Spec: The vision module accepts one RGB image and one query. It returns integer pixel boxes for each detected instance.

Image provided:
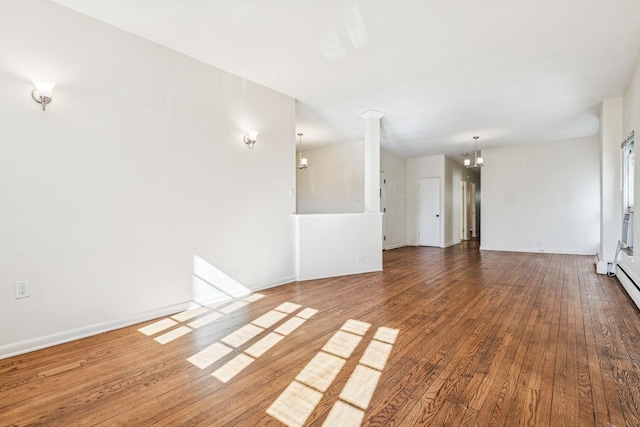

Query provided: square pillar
[361,109,384,212]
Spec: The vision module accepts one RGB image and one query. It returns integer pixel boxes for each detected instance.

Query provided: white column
[361,109,384,212]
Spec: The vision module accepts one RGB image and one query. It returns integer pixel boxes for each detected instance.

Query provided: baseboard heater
[616,264,640,311]
[617,264,640,293]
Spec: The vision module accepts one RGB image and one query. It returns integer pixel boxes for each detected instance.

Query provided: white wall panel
[481,137,600,254]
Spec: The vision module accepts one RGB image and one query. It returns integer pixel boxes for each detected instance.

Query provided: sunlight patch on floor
[165,298,318,384]
[359,340,394,371]
[210,305,318,383]
[322,330,363,359]
[138,287,400,425]
[187,311,224,329]
[322,400,364,427]
[267,320,399,426]
[219,301,249,314]
[296,352,346,392]
[275,317,307,335]
[374,326,399,344]
[275,302,302,314]
[154,326,192,345]
[251,310,288,328]
[339,365,381,410]
[221,324,264,348]
[192,254,253,300]
[171,306,209,322]
[138,319,178,336]
[267,381,324,427]
[245,333,285,358]
[322,325,399,425]
[138,293,265,344]
[211,353,255,383]
[187,342,234,370]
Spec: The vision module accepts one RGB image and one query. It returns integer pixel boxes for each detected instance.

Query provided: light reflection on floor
[210,304,318,383]
[267,320,399,427]
[137,293,265,343]
[138,295,398,425]
[140,295,318,384]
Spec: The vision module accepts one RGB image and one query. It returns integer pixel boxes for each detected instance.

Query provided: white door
[419,177,440,246]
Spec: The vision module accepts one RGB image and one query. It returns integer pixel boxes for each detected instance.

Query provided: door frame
[460,181,468,241]
[380,171,386,249]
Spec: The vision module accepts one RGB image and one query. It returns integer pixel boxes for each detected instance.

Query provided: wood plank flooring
[2,242,640,426]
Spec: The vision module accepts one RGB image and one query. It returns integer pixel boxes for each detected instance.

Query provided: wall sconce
[244,130,259,149]
[32,80,56,111]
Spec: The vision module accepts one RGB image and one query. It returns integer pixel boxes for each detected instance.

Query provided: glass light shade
[33,80,56,98]
[464,158,471,166]
[247,130,259,141]
[300,157,308,167]
[476,156,484,165]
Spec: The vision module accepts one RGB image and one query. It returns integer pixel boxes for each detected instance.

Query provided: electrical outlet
[15,281,30,299]
[356,255,365,262]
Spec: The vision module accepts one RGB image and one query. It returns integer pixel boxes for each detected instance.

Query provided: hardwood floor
[2,243,640,426]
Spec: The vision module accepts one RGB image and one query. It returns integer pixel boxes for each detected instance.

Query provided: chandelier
[298,133,308,169]
[464,136,483,168]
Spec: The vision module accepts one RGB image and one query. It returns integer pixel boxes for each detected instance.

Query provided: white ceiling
[50,0,640,158]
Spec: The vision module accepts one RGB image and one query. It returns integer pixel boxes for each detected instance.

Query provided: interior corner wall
[0,0,296,355]
[480,137,600,254]
[296,142,364,214]
[407,155,445,247]
[380,149,407,249]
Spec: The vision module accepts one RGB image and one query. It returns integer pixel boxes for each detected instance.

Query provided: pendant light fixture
[464,136,484,168]
[297,133,308,169]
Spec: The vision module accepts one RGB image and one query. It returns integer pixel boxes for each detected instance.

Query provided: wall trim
[479,246,597,256]
[384,243,407,250]
[255,275,296,291]
[0,301,191,360]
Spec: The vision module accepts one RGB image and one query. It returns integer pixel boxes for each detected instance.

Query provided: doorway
[459,180,479,242]
[419,177,440,247]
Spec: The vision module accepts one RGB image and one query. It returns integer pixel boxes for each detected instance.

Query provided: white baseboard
[0,302,191,360]
[384,243,407,250]
[479,246,597,256]
[256,275,296,289]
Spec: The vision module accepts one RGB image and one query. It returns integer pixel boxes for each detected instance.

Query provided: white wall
[381,149,407,249]
[407,155,445,246]
[481,137,600,254]
[296,142,364,214]
[294,213,383,280]
[0,1,296,356]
